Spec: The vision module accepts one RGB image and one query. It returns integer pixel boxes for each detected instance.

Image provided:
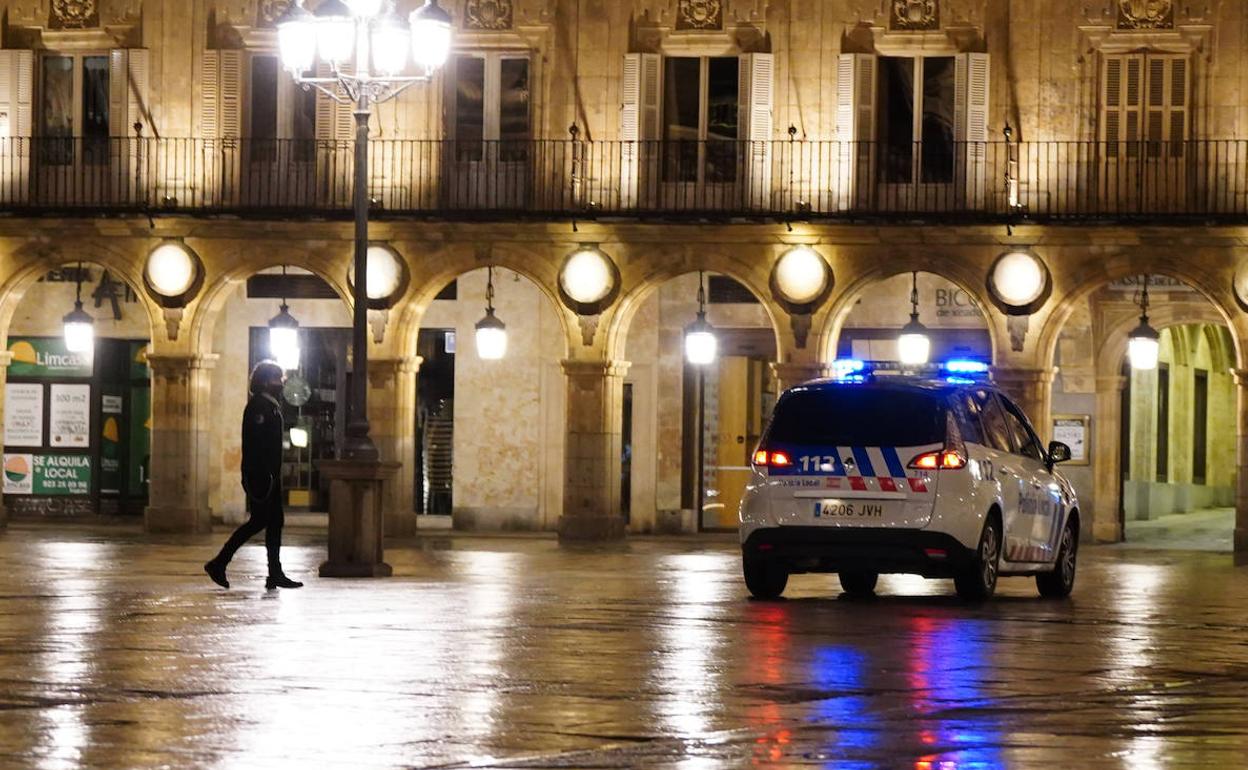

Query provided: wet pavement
[2,524,1247,769]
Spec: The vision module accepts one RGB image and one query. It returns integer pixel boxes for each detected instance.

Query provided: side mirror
[1047,441,1072,465]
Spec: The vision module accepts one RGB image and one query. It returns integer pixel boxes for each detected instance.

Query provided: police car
[740,362,1079,601]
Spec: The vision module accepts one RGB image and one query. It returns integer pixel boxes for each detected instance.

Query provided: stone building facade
[0,0,1245,551]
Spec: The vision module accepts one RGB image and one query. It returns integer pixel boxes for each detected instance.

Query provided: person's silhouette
[205,360,303,590]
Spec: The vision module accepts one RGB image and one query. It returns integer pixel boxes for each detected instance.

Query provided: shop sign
[3,453,91,495]
[101,391,123,494]
[50,384,91,448]
[7,337,93,378]
[4,384,43,446]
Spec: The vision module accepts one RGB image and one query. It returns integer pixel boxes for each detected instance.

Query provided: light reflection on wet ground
[1,524,1247,768]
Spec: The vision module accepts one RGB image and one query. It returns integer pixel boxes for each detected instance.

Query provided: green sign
[2,453,91,495]
[129,387,150,496]
[129,341,150,381]
[100,390,124,495]
[7,337,93,378]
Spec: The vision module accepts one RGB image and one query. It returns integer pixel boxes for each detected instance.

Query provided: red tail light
[908,450,967,470]
[752,450,792,468]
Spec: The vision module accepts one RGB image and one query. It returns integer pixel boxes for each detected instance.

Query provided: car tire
[1036,520,1078,599]
[838,570,878,597]
[955,516,1001,601]
[743,559,788,600]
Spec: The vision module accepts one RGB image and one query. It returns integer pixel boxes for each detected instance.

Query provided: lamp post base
[317,458,399,578]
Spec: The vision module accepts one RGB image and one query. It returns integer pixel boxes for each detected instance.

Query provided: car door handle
[998,468,1014,476]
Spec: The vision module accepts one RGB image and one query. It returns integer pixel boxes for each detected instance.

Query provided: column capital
[1095,374,1129,392]
[770,361,828,384]
[369,355,423,375]
[1231,368,1248,387]
[989,365,1058,385]
[146,353,220,376]
[560,359,631,379]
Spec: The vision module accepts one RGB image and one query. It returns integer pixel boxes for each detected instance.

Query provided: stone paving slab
[1,524,1246,768]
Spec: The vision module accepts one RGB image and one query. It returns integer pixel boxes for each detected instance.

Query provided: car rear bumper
[741,526,976,578]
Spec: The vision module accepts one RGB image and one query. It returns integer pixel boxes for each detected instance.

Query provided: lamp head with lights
[310,0,355,68]
[268,302,302,372]
[475,266,508,361]
[1127,274,1161,371]
[410,0,453,73]
[897,271,931,366]
[275,1,317,73]
[62,302,94,354]
[684,313,717,367]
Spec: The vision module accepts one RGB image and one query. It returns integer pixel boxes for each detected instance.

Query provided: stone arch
[389,240,575,363]
[818,260,1002,365]
[0,241,163,345]
[604,256,786,366]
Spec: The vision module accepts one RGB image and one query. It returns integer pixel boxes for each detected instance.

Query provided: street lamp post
[278,0,451,460]
[277,0,451,576]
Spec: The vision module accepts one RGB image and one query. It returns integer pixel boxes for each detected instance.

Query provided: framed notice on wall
[1051,414,1090,465]
[49,384,91,448]
[4,383,43,446]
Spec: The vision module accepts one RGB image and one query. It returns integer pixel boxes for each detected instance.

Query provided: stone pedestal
[367,356,421,538]
[145,353,217,534]
[558,360,630,541]
[770,361,828,393]
[318,459,399,577]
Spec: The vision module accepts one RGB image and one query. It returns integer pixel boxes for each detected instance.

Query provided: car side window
[952,394,985,445]
[970,390,1012,453]
[1000,398,1046,462]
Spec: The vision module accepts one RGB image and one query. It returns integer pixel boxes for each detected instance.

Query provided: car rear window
[766,387,947,447]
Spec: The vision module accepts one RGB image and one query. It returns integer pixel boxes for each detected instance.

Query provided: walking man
[204,360,303,590]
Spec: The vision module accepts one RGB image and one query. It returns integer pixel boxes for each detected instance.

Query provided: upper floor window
[448,53,530,163]
[1101,53,1188,159]
[877,55,956,185]
[39,53,110,166]
[662,56,739,183]
[248,55,316,163]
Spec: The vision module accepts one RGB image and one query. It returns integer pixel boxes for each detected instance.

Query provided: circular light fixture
[772,245,831,307]
[558,245,620,315]
[987,249,1051,315]
[144,241,200,300]
[348,244,409,307]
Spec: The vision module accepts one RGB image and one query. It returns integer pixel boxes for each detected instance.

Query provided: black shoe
[266,574,304,590]
[204,560,229,589]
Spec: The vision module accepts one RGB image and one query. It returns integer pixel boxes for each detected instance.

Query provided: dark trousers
[214,489,284,575]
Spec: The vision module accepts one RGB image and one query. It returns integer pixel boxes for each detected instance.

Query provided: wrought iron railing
[1,137,1247,220]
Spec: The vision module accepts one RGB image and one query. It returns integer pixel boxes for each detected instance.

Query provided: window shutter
[219,50,243,139]
[0,50,33,203]
[200,50,220,138]
[109,50,129,137]
[955,53,990,207]
[127,49,150,134]
[739,53,774,208]
[835,53,876,209]
[619,53,660,208]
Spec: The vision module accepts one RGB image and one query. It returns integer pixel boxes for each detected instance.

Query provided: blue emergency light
[831,359,868,381]
[943,359,990,375]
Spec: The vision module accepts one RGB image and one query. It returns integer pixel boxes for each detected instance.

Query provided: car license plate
[814,500,885,519]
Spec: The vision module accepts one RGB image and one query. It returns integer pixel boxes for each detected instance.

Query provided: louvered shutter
[834,53,875,209]
[739,53,773,209]
[1101,53,1143,157]
[620,53,660,208]
[219,51,243,139]
[200,50,220,138]
[109,49,150,136]
[1144,54,1188,158]
[0,49,33,203]
[955,53,990,208]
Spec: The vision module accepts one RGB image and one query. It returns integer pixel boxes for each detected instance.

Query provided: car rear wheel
[838,570,879,597]
[955,516,1001,601]
[1036,520,1078,598]
[743,559,788,600]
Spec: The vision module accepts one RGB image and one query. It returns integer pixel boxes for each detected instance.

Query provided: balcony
[0,137,1246,222]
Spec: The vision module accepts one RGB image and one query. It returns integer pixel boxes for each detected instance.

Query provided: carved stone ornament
[258,0,294,28]
[1116,0,1174,30]
[50,0,99,30]
[889,0,939,31]
[464,0,513,30]
[676,0,723,31]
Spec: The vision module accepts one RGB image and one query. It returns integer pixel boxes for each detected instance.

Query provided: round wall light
[987,249,1051,315]
[771,245,833,312]
[143,241,203,306]
[558,246,620,315]
[348,244,409,308]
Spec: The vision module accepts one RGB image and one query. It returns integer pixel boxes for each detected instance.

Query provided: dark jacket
[241,392,284,501]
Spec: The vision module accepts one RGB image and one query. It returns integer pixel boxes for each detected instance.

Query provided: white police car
[740,364,1080,601]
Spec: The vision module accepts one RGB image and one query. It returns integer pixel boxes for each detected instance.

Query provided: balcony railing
[2,137,1247,221]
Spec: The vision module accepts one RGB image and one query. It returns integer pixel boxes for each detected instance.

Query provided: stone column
[1092,374,1127,543]
[770,361,828,393]
[146,353,217,534]
[367,355,421,537]
[1232,370,1248,554]
[991,366,1057,438]
[558,359,630,541]
[0,351,11,529]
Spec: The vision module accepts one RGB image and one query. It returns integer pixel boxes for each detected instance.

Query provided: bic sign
[935,288,983,319]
